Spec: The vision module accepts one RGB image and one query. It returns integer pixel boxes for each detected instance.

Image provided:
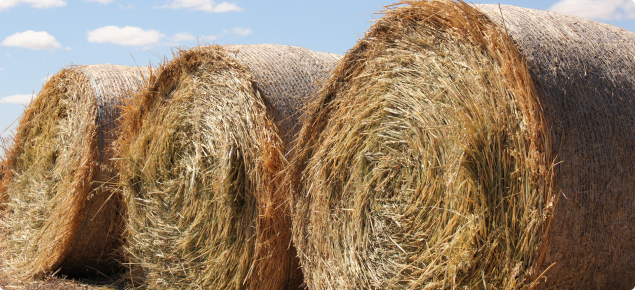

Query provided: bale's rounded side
[0,65,153,278]
[475,4,635,289]
[119,45,285,290]
[225,44,342,289]
[288,1,554,289]
[225,44,342,146]
[290,1,635,289]
[118,44,339,289]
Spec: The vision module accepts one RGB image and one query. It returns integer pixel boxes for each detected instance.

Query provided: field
[0,271,115,290]
[0,256,120,290]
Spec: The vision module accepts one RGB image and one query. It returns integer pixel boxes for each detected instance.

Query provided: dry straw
[116,44,339,289]
[0,65,154,279]
[288,1,635,289]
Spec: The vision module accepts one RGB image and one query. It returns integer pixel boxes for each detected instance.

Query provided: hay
[0,64,154,279]
[288,1,635,289]
[117,44,339,289]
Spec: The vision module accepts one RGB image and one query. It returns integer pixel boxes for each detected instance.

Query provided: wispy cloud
[86,0,113,4]
[549,0,635,20]
[171,32,197,42]
[1,30,63,50]
[229,27,252,36]
[206,27,253,41]
[199,35,218,42]
[159,0,242,13]
[87,26,252,47]
[0,67,4,71]
[165,32,200,46]
[87,26,164,47]
[0,0,66,11]
[0,94,35,105]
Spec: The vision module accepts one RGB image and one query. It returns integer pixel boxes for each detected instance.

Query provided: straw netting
[288,1,635,289]
[0,64,154,279]
[226,44,342,146]
[117,44,339,289]
[474,5,635,288]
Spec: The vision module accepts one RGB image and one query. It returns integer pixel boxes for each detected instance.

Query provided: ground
[0,276,114,290]
[0,264,122,290]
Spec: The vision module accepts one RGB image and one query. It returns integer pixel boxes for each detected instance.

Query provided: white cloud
[86,0,113,4]
[200,35,218,42]
[549,0,635,20]
[230,27,252,36]
[171,32,196,42]
[1,31,62,50]
[166,32,199,45]
[199,27,252,42]
[0,94,34,105]
[86,26,250,47]
[0,67,4,70]
[159,0,243,13]
[211,1,242,12]
[0,0,66,10]
[87,26,164,47]
[42,75,52,82]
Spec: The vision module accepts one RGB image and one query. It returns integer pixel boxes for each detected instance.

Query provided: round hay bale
[0,65,154,278]
[288,1,635,289]
[117,44,339,289]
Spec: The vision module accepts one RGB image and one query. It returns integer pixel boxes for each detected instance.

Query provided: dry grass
[0,276,115,290]
[0,264,121,290]
[117,44,341,289]
[288,1,555,289]
[475,5,635,288]
[117,45,290,289]
[0,65,152,280]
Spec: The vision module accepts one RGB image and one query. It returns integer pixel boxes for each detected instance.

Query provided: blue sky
[1,0,635,149]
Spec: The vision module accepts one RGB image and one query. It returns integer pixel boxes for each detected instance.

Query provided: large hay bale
[288,1,635,289]
[0,65,154,278]
[117,44,339,289]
